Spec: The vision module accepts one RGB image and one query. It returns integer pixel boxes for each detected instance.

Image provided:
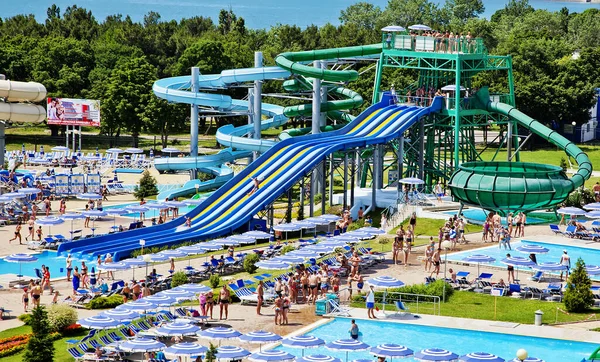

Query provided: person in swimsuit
[282,294,291,325]
[247,177,261,196]
[506,253,516,283]
[256,281,264,315]
[393,230,402,265]
[26,217,35,241]
[425,240,434,272]
[72,266,80,294]
[132,281,141,301]
[332,273,340,293]
[199,292,207,316]
[104,253,114,280]
[308,272,319,305]
[353,273,364,293]
[122,282,131,303]
[31,281,41,307]
[300,272,309,303]
[22,288,29,312]
[219,285,230,320]
[349,319,359,339]
[274,295,283,325]
[81,261,89,288]
[66,254,73,282]
[206,290,214,319]
[430,248,441,278]
[559,250,571,281]
[403,229,412,268]
[349,252,362,276]
[9,221,22,244]
[347,277,353,300]
[366,285,376,319]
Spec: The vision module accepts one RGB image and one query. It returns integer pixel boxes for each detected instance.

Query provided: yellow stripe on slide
[367,109,405,137]
[201,148,312,228]
[350,108,385,134]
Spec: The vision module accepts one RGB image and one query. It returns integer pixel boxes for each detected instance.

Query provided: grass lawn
[353,291,600,325]
[389,218,483,239]
[0,324,87,362]
[479,146,600,171]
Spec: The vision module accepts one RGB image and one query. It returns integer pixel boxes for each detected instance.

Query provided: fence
[357,290,442,316]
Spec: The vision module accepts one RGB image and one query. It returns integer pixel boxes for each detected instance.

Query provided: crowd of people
[385,29,478,54]
[482,211,527,249]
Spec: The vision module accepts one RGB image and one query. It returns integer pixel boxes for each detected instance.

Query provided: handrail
[382,33,487,55]
[363,290,441,316]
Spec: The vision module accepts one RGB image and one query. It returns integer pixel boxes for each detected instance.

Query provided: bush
[18,313,32,325]
[171,271,189,288]
[209,274,221,289]
[243,253,260,274]
[87,295,124,309]
[23,306,54,362]
[563,187,594,208]
[326,205,343,215]
[564,257,594,312]
[347,219,365,231]
[280,245,296,255]
[133,170,158,200]
[560,157,568,171]
[47,304,78,332]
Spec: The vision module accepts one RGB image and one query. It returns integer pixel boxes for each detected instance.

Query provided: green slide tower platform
[371,31,592,214]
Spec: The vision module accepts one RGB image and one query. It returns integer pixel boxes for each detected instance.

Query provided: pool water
[444,209,546,225]
[101,202,195,219]
[447,240,600,280]
[274,318,596,362]
[0,251,96,279]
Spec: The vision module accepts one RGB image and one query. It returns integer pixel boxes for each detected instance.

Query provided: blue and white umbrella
[157,289,195,301]
[296,355,342,362]
[460,352,504,362]
[18,187,41,194]
[584,203,600,210]
[303,217,332,225]
[121,258,147,267]
[177,245,206,255]
[99,262,129,271]
[183,198,204,206]
[295,221,317,229]
[213,239,240,247]
[77,315,121,330]
[556,207,586,215]
[326,339,370,362]
[370,344,413,359]
[585,211,600,218]
[239,330,282,345]
[52,146,70,152]
[164,201,186,208]
[126,205,149,213]
[82,210,107,217]
[281,335,325,349]
[106,148,124,154]
[2,192,26,198]
[586,265,600,275]
[36,216,64,226]
[217,346,251,360]
[199,242,221,251]
[501,256,535,267]
[156,322,200,336]
[249,350,295,362]
[141,253,170,262]
[273,223,302,232]
[243,230,272,239]
[359,227,386,234]
[4,253,38,279]
[399,177,424,185]
[99,308,141,322]
[125,147,143,154]
[275,255,306,264]
[414,348,459,361]
[162,147,180,154]
[77,192,102,200]
[144,202,168,210]
[462,254,496,276]
[509,358,544,362]
[534,262,567,272]
[226,235,256,244]
[119,338,166,352]
[320,214,341,221]
[175,283,212,293]
[116,299,157,312]
[61,212,85,220]
[408,24,432,31]
[344,231,374,240]
[304,245,334,254]
[256,260,291,270]
[164,342,208,357]
[367,276,405,288]
[326,235,360,244]
[105,208,129,216]
[515,245,549,254]
[159,249,188,258]
[141,295,177,306]
[288,249,320,258]
[198,327,242,340]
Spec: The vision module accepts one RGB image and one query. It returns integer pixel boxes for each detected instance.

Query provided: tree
[205,343,218,362]
[339,2,382,30]
[491,0,534,22]
[175,39,232,75]
[134,170,158,199]
[23,306,55,362]
[563,257,594,313]
[444,0,485,23]
[378,0,448,29]
[141,96,188,148]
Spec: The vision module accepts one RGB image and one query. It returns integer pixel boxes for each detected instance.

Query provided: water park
[1,4,600,362]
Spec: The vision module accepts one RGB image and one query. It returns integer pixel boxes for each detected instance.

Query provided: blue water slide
[156,165,232,201]
[59,96,444,261]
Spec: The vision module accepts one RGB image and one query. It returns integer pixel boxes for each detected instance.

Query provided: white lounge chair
[327,299,351,317]
[393,301,410,316]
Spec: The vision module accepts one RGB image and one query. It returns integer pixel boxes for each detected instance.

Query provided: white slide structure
[0,79,47,122]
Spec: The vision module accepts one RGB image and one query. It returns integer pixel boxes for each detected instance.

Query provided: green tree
[339,2,382,30]
[141,96,188,148]
[379,0,448,28]
[564,257,594,313]
[134,170,159,199]
[444,0,485,23]
[491,0,534,22]
[175,39,232,75]
[205,343,218,362]
[23,306,55,362]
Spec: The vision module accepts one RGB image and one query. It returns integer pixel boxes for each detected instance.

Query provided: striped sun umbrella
[326,339,370,362]
[119,338,166,352]
[296,355,342,362]
[370,344,414,359]
[414,348,459,362]
[156,322,200,337]
[99,308,141,322]
[249,351,295,362]
[216,345,251,360]
[77,315,121,330]
[164,342,208,358]
[460,352,504,362]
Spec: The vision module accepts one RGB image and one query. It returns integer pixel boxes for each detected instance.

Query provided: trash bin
[534,309,544,326]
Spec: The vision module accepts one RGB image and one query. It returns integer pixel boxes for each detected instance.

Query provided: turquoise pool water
[274,318,596,361]
[447,240,600,280]
[101,202,195,219]
[444,209,546,225]
[0,251,96,279]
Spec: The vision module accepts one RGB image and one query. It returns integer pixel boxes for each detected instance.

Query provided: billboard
[47,98,101,127]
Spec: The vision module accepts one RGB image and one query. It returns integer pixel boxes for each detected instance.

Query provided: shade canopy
[164,342,208,357]
[77,192,103,200]
[414,348,459,361]
[141,295,177,306]
[115,299,157,311]
[441,85,467,92]
[99,262,129,271]
[367,276,404,288]
[4,253,38,263]
[216,345,251,360]
[255,260,291,270]
[77,315,121,329]
[533,262,567,272]
[197,327,242,340]
[99,308,140,322]
[156,322,200,336]
[281,335,325,349]
[118,338,166,352]
[326,339,370,351]
[61,212,85,220]
[556,207,586,215]
[462,254,496,263]
[501,256,536,268]
[515,245,549,254]
[239,330,282,344]
[399,177,424,185]
[296,356,342,362]
[174,283,212,293]
[370,344,414,358]
[408,24,432,31]
[36,216,64,226]
[248,351,295,362]
[459,352,504,362]
[381,25,406,32]
[586,265,600,275]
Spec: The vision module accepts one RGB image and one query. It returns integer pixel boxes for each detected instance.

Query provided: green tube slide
[275,44,382,82]
[589,346,600,361]
[449,88,593,213]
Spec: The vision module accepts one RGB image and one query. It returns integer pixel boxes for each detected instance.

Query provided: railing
[382,33,487,55]
[376,93,512,111]
[358,290,442,316]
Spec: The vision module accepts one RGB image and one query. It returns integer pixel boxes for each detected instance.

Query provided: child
[22,288,29,312]
[52,291,60,304]
[36,226,43,241]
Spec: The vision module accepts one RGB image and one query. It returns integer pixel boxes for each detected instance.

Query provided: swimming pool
[101,202,195,219]
[0,251,96,279]
[274,318,596,361]
[443,209,546,225]
[447,240,600,280]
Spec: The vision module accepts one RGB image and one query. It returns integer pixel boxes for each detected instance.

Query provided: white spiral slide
[0,79,47,122]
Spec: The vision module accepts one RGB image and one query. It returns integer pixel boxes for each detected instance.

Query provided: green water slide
[589,346,600,361]
[449,88,593,213]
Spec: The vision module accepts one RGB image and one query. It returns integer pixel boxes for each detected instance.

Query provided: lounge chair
[508,283,522,298]
[549,224,563,235]
[529,271,543,282]
[327,299,351,317]
[523,286,547,300]
[393,301,411,316]
[67,347,84,361]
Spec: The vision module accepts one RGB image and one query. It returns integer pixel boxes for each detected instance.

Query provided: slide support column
[253,52,263,161]
[507,120,512,161]
[321,160,327,215]
[453,61,461,168]
[190,67,200,179]
[309,172,314,217]
[371,147,378,211]
[299,179,305,220]
[0,123,5,166]
[418,118,425,183]
[343,153,348,210]
[397,136,404,195]
[312,61,322,135]
[350,151,355,207]
[329,155,334,207]
[247,88,255,165]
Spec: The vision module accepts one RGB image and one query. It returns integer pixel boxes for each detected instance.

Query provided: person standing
[349,319,359,339]
[366,285,376,319]
[26,217,35,241]
[256,281,264,315]
[281,293,291,325]
[219,285,230,320]
[31,281,42,307]
[506,254,515,283]
[430,248,441,278]
[22,288,29,312]
[104,253,114,280]
[72,266,80,294]
[435,182,444,203]
[560,250,571,281]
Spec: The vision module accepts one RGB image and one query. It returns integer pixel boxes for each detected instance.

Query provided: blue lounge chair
[68,347,84,361]
[456,271,470,279]
[549,224,563,235]
[529,271,543,282]
[394,301,411,316]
